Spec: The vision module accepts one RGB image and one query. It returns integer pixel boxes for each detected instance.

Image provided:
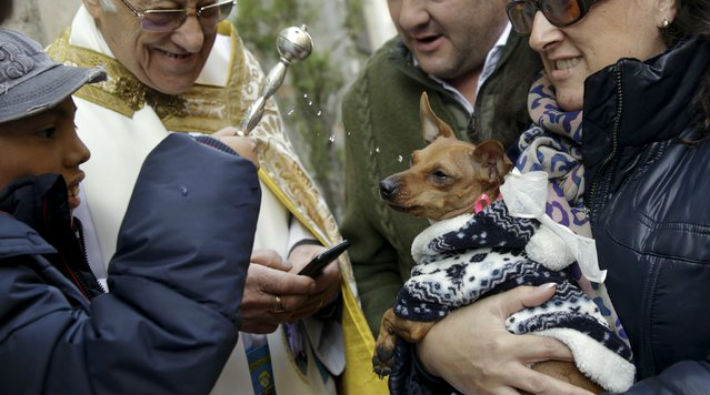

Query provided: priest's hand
[213,126,260,169]
[239,249,315,334]
[287,243,342,321]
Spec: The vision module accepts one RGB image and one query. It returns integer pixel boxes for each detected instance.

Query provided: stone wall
[5,0,81,45]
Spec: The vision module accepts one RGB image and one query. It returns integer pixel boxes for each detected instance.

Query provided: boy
[0,28,261,393]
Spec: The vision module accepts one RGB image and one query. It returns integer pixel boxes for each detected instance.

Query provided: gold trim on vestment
[47,22,249,134]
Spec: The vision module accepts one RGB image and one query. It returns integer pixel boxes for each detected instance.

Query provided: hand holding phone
[297,240,351,278]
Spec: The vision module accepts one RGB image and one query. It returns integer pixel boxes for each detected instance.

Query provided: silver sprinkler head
[277,25,313,63]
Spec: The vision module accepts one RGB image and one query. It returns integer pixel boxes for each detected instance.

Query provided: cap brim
[0,64,106,124]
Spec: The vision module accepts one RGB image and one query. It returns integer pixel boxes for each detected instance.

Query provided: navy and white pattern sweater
[393,200,635,392]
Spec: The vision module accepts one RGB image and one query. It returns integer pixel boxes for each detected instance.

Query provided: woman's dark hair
[665,0,710,136]
[469,33,542,148]
[0,0,12,25]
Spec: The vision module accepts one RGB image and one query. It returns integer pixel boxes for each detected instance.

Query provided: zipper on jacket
[75,224,107,294]
[39,199,88,300]
[589,63,624,221]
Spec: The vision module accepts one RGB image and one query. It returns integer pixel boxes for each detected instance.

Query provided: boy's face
[0,98,90,211]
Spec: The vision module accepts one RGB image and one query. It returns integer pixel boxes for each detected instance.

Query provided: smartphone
[297,239,351,278]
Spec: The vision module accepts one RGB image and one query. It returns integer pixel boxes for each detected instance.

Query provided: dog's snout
[379,178,399,199]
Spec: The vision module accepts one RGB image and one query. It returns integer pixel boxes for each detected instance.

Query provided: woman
[414,0,710,393]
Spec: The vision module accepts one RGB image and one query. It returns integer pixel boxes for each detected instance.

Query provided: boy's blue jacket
[0,134,260,394]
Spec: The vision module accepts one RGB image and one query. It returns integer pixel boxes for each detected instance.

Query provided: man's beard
[418,48,487,82]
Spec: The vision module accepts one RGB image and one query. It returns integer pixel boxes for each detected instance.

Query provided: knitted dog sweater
[393,200,635,393]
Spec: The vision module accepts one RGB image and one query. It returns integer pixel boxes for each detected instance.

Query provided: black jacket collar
[582,38,710,170]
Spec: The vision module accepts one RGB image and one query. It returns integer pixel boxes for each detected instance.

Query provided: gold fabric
[47,28,248,133]
[48,20,386,395]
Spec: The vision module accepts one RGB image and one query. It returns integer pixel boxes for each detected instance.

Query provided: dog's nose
[379,178,399,199]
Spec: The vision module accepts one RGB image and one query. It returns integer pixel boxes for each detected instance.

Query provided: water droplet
[303,93,309,99]
[347,131,351,136]
[375,147,380,153]
[397,155,404,163]
[307,100,313,107]
[316,110,322,117]
[328,135,335,143]
[287,109,295,116]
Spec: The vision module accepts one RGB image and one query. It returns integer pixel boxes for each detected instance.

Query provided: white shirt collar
[492,23,512,54]
[413,22,512,115]
[478,23,511,94]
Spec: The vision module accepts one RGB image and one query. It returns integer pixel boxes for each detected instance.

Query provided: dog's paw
[372,347,393,379]
[372,333,396,379]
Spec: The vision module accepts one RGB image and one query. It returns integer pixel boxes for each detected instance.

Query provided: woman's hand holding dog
[416,284,594,395]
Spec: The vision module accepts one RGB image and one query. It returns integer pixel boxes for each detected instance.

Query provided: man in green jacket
[340,0,541,335]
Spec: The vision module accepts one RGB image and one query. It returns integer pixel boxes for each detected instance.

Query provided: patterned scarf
[516,73,590,237]
[514,72,631,348]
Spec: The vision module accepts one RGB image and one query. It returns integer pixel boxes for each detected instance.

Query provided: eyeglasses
[118,0,236,32]
[506,0,598,34]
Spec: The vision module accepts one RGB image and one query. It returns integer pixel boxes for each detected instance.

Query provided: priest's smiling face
[85,0,218,95]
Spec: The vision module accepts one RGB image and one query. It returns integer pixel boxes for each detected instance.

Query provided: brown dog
[373,92,602,393]
[378,96,510,222]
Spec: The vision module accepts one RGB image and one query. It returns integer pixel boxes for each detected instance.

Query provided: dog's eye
[432,170,449,180]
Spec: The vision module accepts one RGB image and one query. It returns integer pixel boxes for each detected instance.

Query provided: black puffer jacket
[583,37,710,393]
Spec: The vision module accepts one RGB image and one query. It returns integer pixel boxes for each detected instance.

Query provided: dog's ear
[472,140,513,184]
[420,92,456,144]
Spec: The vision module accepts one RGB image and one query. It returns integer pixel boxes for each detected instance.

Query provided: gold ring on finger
[271,295,285,314]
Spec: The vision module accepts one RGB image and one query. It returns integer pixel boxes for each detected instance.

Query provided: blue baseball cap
[0,28,106,123]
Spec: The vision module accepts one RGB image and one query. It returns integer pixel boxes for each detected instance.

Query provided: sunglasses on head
[118,0,236,32]
[506,0,598,34]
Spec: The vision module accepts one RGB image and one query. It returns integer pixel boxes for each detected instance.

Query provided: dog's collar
[474,193,493,214]
[427,193,494,226]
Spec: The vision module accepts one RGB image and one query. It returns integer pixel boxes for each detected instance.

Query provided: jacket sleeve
[615,360,710,395]
[339,78,408,335]
[0,133,261,394]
